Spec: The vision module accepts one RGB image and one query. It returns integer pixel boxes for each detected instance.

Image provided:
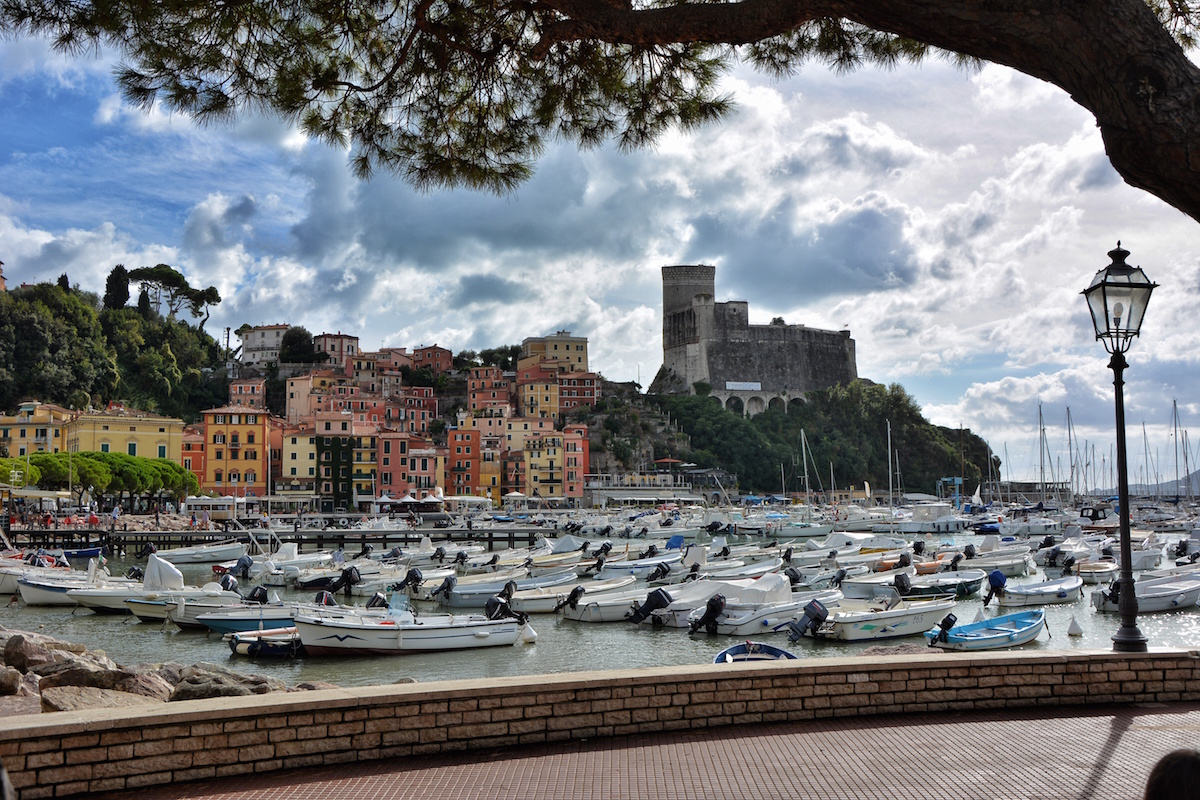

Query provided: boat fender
[982,570,1007,607]
[314,590,337,606]
[929,613,957,647]
[689,594,726,635]
[430,575,457,601]
[554,585,586,612]
[219,574,239,594]
[783,567,803,587]
[785,599,828,642]
[366,591,389,609]
[893,572,912,597]
[626,588,673,624]
[247,585,269,605]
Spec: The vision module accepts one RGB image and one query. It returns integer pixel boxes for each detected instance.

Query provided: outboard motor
[581,555,607,576]
[483,553,500,568]
[1101,579,1120,607]
[365,591,389,609]
[912,539,926,556]
[717,545,731,559]
[1176,539,1190,559]
[233,554,254,580]
[578,541,591,555]
[599,525,613,536]
[246,585,269,605]
[554,585,587,612]
[1101,546,1115,559]
[454,550,469,566]
[982,569,1007,607]
[638,544,659,560]
[351,543,373,561]
[429,574,457,601]
[898,552,912,568]
[682,562,702,582]
[786,599,829,641]
[831,568,848,589]
[928,613,958,647]
[948,553,964,572]
[595,541,613,559]
[647,562,672,582]
[636,526,650,539]
[218,573,239,594]
[328,565,362,595]
[385,546,404,562]
[688,594,726,635]
[499,580,518,602]
[782,546,794,565]
[431,546,447,564]
[1046,546,1062,568]
[626,588,673,624]
[783,567,803,587]
[893,571,912,596]
[484,594,528,624]
[135,542,157,559]
[963,544,976,560]
[314,590,337,606]
[705,521,722,533]
[1060,556,1077,576]
[1040,535,1057,551]
[393,568,424,593]
[54,554,70,568]
[125,565,144,581]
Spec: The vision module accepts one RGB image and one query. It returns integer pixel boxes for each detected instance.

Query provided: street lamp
[1082,241,1157,652]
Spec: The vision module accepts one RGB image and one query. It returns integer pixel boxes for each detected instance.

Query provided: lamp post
[1082,241,1157,653]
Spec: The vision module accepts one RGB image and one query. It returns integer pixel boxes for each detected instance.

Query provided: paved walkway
[97,702,1199,800]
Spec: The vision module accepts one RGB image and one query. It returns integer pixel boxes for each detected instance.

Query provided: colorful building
[413,345,453,375]
[521,330,589,371]
[67,404,185,462]
[446,428,481,497]
[314,332,360,376]
[229,378,267,409]
[238,323,290,367]
[0,401,74,456]
[200,405,269,497]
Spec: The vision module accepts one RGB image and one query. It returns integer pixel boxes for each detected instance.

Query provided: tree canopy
[3,1,1199,220]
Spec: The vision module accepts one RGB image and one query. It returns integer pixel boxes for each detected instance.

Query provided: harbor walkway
[97,700,1197,800]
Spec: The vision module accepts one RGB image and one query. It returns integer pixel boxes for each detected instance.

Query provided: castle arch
[745,396,766,416]
[725,396,744,416]
[768,397,786,413]
[788,397,807,412]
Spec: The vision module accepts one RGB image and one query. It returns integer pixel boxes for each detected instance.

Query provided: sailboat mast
[1038,404,1046,505]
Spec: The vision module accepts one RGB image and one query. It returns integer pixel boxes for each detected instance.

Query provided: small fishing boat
[1090,573,1200,613]
[994,574,1084,607]
[925,609,1046,651]
[805,589,958,642]
[713,641,798,663]
[155,539,248,564]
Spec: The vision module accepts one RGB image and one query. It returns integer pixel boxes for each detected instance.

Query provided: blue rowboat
[713,640,798,663]
[925,609,1045,651]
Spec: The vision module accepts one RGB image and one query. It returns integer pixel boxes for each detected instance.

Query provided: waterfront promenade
[95,700,1197,800]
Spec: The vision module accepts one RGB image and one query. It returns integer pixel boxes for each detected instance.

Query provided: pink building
[413,345,453,375]
[558,371,600,414]
[229,378,267,409]
[314,332,360,375]
[468,366,512,411]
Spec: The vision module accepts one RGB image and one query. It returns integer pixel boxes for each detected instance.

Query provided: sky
[2,34,1200,494]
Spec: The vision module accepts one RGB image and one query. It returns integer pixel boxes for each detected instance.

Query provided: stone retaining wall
[2,648,1198,798]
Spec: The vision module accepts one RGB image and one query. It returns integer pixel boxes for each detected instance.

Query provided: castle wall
[656,265,856,407]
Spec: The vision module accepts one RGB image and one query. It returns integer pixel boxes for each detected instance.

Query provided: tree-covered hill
[640,382,996,496]
[0,273,228,420]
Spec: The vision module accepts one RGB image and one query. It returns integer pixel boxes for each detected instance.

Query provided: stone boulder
[3,635,56,673]
[113,672,174,702]
[41,686,164,712]
[37,665,136,693]
[168,663,287,702]
[0,667,21,696]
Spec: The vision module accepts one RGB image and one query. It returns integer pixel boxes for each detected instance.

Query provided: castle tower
[661,265,716,391]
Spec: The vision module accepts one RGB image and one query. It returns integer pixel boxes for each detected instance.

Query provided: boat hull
[294,611,536,655]
[926,610,1045,651]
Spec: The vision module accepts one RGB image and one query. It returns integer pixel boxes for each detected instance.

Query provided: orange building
[200,405,270,497]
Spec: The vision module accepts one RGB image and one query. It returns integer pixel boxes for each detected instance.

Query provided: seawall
[2,648,1198,798]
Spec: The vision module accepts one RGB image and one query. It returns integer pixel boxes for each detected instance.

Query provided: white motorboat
[66,555,227,614]
[196,592,388,634]
[1074,558,1121,585]
[412,567,528,602]
[1091,574,1200,613]
[125,588,246,626]
[293,601,537,655]
[18,558,136,606]
[630,577,767,628]
[434,570,580,608]
[510,576,637,614]
[155,539,248,564]
[807,588,958,641]
[840,566,917,600]
[686,585,844,636]
[558,583,657,623]
[994,575,1084,607]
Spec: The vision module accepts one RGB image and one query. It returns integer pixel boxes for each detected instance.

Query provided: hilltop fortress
[649,265,858,415]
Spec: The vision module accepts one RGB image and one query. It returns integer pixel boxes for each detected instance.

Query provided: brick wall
[2,649,1198,798]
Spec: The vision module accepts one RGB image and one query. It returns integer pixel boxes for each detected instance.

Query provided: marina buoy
[1068,615,1084,637]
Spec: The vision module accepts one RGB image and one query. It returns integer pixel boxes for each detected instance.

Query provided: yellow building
[524,432,566,501]
[201,405,269,497]
[65,404,185,461]
[279,427,318,494]
[0,401,73,456]
[521,330,589,371]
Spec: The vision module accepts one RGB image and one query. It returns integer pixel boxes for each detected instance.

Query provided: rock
[41,686,163,712]
[0,695,42,716]
[113,672,174,702]
[37,666,135,692]
[291,681,340,692]
[0,667,20,696]
[17,672,39,697]
[169,663,286,702]
[3,635,56,673]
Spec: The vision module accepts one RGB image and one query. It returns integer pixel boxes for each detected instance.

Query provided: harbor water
[5,537,1200,687]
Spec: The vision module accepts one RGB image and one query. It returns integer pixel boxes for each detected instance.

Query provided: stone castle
[649,265,857,414]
